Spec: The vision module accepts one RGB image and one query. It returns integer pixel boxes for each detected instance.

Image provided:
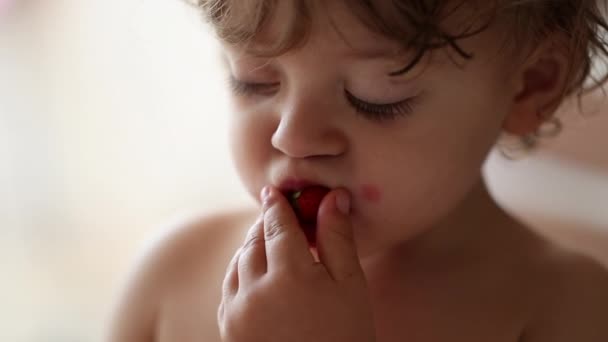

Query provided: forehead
[239,0,408,60]
[220,0,510,77]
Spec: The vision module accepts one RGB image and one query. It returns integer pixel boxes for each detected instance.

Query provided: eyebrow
[343,46,421,77]
[224,45,419,78]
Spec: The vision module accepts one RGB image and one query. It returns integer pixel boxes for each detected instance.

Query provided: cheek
[228,120,248,164]
[228,116,268,194]
[360,184,382,203]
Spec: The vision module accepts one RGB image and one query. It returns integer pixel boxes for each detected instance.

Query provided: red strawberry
[286,186,330,246]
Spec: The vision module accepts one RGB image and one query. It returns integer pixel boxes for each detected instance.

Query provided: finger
[261,186,314,271]
[237,214,267,283]
[217,300,225,325]
[315,189,364,282]
[217,301,228,340]
[222,247,241,298]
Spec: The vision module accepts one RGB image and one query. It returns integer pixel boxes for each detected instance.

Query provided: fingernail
[260,186,271,201]
[262,187,277,211]
[336,192,350,215]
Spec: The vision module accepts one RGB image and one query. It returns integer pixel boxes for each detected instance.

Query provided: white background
[1,1,607,341]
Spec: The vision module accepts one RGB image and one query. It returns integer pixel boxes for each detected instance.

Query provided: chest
[371,291,526,342]
[368,267,530,342]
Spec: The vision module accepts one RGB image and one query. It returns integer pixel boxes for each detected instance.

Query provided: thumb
[316,189,363,282]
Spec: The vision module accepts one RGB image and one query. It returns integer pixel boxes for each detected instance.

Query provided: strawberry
[286,186,330,246]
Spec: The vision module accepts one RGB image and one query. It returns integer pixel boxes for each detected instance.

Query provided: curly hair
[191,0,608,157]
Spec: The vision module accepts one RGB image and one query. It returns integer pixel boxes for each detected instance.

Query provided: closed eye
[227,76,419,122]
[344,90,416,122]
[227,76,279,96]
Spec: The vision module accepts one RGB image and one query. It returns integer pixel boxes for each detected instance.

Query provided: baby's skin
[106,1,608,341]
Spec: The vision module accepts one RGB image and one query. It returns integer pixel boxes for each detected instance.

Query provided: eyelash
[228,78,280,97]
[344,90,414,122]
[228,77,416,122]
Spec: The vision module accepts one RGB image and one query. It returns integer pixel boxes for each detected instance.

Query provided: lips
[277,178,326,194]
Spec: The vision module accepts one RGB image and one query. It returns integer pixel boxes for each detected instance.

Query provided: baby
[107,1,608,341]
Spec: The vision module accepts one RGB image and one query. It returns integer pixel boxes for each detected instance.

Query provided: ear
[503,41,570,136]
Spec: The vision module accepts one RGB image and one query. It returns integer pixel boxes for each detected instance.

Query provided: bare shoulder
[521,239,608,342]
[105,206,258,342]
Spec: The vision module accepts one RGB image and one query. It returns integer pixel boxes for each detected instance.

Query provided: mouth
[277,178,328,195]
[275,178,331,246]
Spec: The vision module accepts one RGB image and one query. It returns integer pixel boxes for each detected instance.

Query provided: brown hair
[192,0,608,154]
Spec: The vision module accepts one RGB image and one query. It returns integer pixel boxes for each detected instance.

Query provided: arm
[522,254,608,342]
[104,213,222,342]
[104,210,247,342]
[103,234,168,342]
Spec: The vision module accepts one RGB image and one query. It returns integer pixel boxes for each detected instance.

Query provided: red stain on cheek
[361,184,382,203]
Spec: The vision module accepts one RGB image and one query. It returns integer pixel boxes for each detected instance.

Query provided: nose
[271,92,347,159]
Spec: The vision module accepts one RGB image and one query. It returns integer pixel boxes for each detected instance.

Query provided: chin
[352,232,389,261]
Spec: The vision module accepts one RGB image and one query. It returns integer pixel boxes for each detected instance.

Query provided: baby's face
[222,1,518,257]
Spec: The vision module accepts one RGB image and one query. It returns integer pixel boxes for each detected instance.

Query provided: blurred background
[0,0,606,341]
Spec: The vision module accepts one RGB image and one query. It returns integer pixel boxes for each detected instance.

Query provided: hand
[218,186,376,342]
